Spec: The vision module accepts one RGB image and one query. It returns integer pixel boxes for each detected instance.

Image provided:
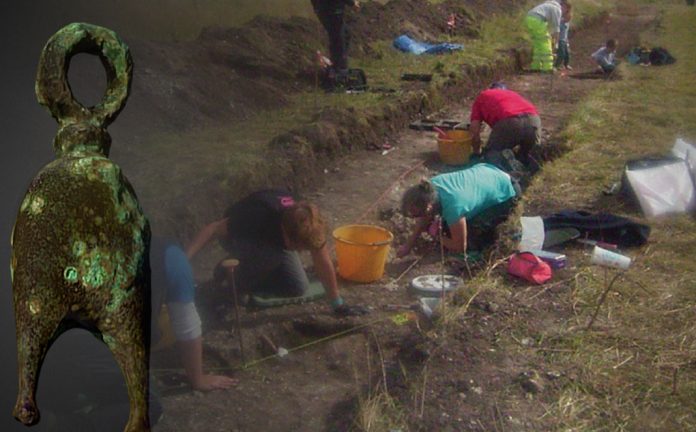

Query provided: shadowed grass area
[496,1,696,430]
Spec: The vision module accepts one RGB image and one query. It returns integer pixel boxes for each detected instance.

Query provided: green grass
[355,389,409,432]
[499,2,696,430]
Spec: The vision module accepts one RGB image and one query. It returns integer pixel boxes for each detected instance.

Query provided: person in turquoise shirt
[397,163,518,256]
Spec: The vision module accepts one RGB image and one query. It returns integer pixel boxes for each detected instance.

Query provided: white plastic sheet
[671,138,696,179]
[625,159,696,217]
[519,216,545,251]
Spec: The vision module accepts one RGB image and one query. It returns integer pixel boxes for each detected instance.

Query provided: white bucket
[419,297,442,319]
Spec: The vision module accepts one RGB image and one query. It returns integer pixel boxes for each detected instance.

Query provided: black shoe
[502,149,526,173]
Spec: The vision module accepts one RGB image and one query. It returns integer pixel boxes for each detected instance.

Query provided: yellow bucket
[151,305,176,352]
[333,224,393,283]
[437,130,472,165]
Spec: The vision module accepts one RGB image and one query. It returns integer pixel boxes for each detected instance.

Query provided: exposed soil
[148,2,658,432]
[65,0,530,244]
[109,0,522,137]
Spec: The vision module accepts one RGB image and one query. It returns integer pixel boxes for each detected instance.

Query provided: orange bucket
[333,225,393,283]
[437,130,472,165]
[151,305,176,352]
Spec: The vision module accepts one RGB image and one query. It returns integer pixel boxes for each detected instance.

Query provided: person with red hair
[188,189,366,316]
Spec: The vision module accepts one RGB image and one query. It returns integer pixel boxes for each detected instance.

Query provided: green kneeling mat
[249,280,326,308]
[543,228,581,249]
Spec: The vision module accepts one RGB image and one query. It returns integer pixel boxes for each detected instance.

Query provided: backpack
[627,46,651,65]
[319,68,368,91]
[648,47,676,66]
[340,68,368,91]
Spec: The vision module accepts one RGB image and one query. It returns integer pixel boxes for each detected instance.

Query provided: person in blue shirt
[591,39,618,73]
[397,164,518,257]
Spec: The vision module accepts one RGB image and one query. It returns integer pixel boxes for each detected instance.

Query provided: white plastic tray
[410,274,460,295]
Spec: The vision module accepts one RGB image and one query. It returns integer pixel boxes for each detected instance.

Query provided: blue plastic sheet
[392,34,463,55]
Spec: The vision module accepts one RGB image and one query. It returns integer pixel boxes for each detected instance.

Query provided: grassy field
[520,2,696,429]
[477,1,694,431]
[355,1,696,430]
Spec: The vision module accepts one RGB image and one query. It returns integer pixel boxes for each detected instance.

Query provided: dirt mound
[350,0,527,54]
[114,0,523,136]
[98,0,528,240]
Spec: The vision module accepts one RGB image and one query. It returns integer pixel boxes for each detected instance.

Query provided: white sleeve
[166,302,202,341]
[547,5,562,33]
[591,47,603,60]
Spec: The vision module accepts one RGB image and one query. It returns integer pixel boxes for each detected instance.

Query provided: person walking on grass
[396,164,519,258]
[554,4,573,70]
[525,0,571,72]
[311,0,361,88]
[187,189,368,316]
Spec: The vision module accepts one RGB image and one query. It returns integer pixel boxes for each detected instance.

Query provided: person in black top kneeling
[187,189,367,316]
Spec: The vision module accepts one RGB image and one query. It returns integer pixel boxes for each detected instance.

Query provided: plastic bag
[622,157,696,217]
[507,252,552,285]
[519,216,545,250]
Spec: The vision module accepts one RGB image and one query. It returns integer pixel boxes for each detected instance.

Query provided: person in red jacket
[469,82,541,166]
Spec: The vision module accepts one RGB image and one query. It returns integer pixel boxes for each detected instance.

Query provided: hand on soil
[193,374,238,392]
[427,218,441,238]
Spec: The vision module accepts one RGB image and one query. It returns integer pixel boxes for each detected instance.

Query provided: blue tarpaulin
[393,34,463,55]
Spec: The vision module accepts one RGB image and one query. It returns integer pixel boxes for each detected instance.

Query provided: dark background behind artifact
[0,2,326,430]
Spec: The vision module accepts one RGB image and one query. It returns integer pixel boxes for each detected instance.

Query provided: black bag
[627,46,651,65]
[322,68,368,91]
[543,210,650,247]
[649,47,676,66]
[340,68,368,90]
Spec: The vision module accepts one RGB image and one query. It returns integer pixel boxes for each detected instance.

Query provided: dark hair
[401,179,438,217]
[489,81,507,90]
[606,39,618,49]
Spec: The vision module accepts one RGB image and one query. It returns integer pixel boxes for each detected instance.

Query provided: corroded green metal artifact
[11,23,151,431]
